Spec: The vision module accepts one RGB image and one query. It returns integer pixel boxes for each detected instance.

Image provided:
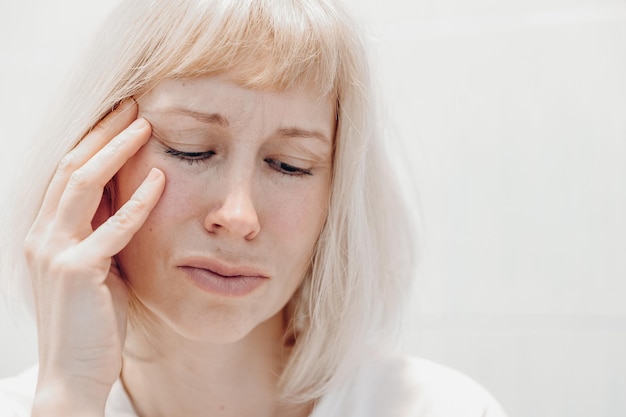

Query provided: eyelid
[150,127,218,151]
[165,148,215,158]
[264,158,313,176]
[150,130,217,163]
[165,148,216,165]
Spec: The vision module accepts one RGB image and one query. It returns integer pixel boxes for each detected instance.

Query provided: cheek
[262,180,329,247]
[143,167,203,226]
[115,147,202,225]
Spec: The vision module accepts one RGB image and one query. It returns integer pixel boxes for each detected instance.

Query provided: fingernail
[114,97,134,111]
[128,118,147,132]
[146,168,163,182]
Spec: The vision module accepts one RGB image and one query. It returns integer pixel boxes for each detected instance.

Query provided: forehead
[138,75,336,135]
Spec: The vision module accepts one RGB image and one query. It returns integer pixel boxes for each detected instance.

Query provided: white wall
[357,3,626,416]
[0,0,124,388]
[1,1,625,416]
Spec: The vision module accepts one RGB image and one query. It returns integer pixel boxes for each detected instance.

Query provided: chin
[128,293,286,347]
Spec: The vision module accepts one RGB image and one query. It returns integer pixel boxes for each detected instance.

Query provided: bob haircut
[1,0,415,404]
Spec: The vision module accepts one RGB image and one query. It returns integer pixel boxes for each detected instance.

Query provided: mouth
[178,258,269,297]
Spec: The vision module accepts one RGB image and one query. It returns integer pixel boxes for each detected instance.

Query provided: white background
[1,1,625,416]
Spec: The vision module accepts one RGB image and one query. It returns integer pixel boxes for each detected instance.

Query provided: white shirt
[0,353,507,416]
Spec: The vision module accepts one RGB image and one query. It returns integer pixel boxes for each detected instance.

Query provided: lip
[178,258,269,297]
[179,257,269,278]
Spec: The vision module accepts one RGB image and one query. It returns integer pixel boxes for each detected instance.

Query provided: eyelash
[165,148,215,164]
[164,148,313,176]
[263,158,312,176]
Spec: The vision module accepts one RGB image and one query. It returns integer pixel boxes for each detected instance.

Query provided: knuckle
[66,169,91,190]
[23,235,38,261]
[108,210,133,229]
[108,199,146,230]
[48,254,78,278]
[56,152,79,175]
[47,256,66,276]
[23,225,50,263]
[128,196,148,213]
[105,135,124,154]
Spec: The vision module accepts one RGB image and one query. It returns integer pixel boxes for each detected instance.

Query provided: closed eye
[165,148,216,165]
[264,158,312,176]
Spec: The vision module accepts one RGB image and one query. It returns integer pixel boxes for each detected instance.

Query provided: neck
[121,309,306,417]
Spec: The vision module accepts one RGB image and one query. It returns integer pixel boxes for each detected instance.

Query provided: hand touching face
[25,99,167,412]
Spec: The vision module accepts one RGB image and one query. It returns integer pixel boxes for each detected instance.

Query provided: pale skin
[25,74,335,417]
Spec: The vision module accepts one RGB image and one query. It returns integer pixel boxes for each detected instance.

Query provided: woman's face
[114,75,335,343]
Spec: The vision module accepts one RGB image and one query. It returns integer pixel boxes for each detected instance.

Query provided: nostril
[203,183,260,239]
[204,205,260,239]
[207,223,222,233]
[244,225,260,241]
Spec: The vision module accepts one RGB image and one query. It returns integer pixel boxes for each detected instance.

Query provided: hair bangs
[133,0,343,96]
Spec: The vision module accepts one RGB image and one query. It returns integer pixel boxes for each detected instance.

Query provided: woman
[0,0,506,416]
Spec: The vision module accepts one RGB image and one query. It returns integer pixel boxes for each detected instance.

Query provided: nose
[204,179,260,241]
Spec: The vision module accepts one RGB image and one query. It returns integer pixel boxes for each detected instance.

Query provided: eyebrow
[151,107,331,143]
[158,108,230,128]
[275,127,331,144]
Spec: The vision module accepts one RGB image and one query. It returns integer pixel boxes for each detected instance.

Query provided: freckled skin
[114,75,335,344]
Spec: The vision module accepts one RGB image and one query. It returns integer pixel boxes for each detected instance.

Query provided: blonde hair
[1,0,415,404]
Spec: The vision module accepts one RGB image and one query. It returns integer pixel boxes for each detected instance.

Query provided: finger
[37,98,139,223]
[54,118,152,236]
[105,273,129,343]
[81,168,165,261]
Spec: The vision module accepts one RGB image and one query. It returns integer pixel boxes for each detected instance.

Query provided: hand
[25,99,165,415]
